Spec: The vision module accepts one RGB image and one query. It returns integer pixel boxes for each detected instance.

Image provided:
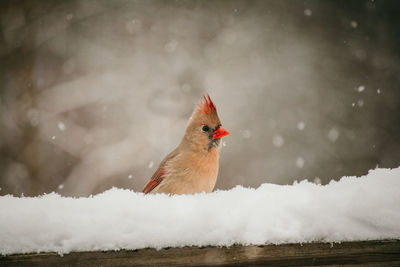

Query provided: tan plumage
[142,95,229,195]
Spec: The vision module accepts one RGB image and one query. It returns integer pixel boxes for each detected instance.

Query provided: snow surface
[1,167,400,255]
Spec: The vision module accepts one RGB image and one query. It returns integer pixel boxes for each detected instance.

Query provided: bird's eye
[201,125,209,132]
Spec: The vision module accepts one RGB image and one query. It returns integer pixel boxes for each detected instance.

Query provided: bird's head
[182,94,229,152]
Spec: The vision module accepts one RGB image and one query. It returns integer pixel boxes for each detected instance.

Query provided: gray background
[1,0,399,197]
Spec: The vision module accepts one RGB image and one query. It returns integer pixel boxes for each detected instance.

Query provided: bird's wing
[142,150,178,194]
[142,166,166,194]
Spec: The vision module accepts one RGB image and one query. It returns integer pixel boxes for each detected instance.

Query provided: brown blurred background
[1,0,399,197]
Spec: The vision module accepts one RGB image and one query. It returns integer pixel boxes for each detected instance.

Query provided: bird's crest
[198,94,216,115]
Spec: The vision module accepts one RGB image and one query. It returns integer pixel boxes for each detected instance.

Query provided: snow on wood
[2,240,400,266]
[1,167,400,255]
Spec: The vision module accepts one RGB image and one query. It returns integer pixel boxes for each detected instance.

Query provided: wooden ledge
[1,239,400,266]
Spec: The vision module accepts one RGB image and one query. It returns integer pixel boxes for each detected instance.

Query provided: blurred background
[1,0,399,197]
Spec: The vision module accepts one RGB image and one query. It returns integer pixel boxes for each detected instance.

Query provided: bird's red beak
[212,127,229,140]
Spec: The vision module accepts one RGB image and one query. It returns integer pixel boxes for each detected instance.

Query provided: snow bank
[1,167,400,255]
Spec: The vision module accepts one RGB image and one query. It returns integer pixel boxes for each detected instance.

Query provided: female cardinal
[142,94,229,195]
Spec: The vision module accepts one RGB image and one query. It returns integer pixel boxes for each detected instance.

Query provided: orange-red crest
[198,94,216,115]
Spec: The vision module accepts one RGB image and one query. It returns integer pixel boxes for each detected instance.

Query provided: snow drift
[1,167,400,255]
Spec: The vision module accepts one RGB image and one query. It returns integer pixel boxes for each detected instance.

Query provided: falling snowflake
[296,157,305,169]
[304,9,312,16]
[328,128,339,142]
[357,85,365,92]
[272,134,285,148]
[58,122,66,131]
[350,21,358,28]
[297,121,305,131]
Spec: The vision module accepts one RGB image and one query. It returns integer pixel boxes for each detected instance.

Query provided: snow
[1,167,400,255]
[328,128,339,142]
[313,177,321,185]
[357,85,365,92]
[272,134,284,147]
[304,9,312,16]
[57,122,66,131]
[297,121,305,131]
[295,157,305,168]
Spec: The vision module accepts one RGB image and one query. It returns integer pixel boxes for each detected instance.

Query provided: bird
[142,94,229,195]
